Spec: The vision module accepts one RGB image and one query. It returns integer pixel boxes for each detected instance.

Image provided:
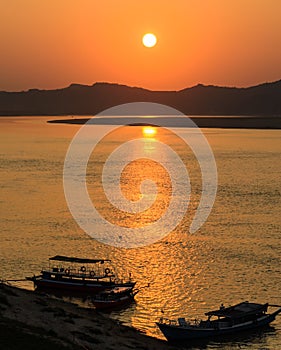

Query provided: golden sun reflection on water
[87,125,173,228]
[142,126,157,138]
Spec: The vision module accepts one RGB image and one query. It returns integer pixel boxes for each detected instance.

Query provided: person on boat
[220,303,225,310]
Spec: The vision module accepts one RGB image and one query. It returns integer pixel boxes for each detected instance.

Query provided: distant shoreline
[47,116,281,130]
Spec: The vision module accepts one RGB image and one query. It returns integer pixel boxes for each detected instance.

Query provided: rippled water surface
[1,116,281,349]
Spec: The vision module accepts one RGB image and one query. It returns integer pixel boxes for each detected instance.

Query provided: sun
[142,33,157,48]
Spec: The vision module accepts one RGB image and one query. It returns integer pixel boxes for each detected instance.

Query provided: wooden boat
[27,255,135,294]
[156,301,281,342]
[91,286,139,310]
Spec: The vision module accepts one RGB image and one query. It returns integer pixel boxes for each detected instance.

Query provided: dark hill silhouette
[0,80,280,116]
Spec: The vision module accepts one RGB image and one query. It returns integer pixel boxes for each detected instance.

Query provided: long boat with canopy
[28,255,135,294]
[157,301,281,342]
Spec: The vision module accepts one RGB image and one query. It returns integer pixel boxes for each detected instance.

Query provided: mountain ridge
[0,79,280,116]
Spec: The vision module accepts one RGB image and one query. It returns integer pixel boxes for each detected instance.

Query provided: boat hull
[157,312,279,342]
[92,295,134,310]
[33,278,135,295]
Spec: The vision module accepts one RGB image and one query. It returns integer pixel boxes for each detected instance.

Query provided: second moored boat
[91,286,139,310]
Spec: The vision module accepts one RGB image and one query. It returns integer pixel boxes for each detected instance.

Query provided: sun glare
[142,126,157,137]
[142,33,157,48]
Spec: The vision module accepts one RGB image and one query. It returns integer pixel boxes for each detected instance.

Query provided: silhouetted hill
[0,80,280,116]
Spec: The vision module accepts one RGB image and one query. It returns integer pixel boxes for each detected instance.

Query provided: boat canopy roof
[205,302,268,319]
[49,255,111,264]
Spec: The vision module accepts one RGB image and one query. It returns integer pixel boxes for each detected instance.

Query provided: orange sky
[0,0,281,91]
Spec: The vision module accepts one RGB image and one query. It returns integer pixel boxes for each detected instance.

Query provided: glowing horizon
[0,1,281,92]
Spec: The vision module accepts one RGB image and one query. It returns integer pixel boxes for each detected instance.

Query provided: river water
[0,116,281,349]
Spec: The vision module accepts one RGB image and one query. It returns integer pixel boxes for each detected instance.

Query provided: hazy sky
[1,0,281,91]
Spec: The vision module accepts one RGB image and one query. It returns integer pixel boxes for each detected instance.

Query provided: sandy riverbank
[0,283,175,350]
